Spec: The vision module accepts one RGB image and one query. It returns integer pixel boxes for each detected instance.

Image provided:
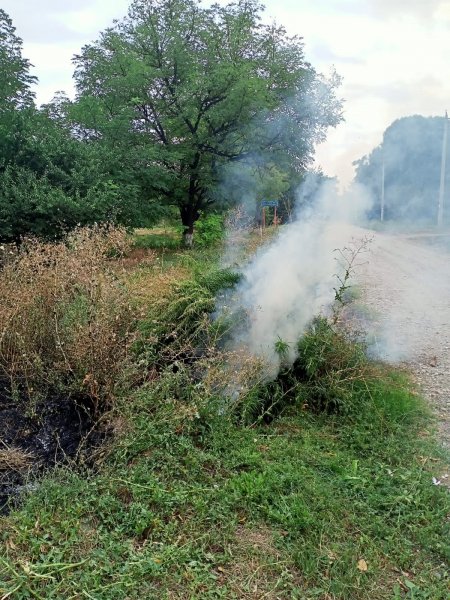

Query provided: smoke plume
[222,177,373,375]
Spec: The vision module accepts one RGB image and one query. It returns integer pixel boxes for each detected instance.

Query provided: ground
[354,227,450,466]
[0,226,449,599]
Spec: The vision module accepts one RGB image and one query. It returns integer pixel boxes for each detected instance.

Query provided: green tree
[0,9,146,244]
[0,102,146,244]
[72,0,342,244]
[353,115,449,225]
[0,9,36,172]
[0,8,36,111]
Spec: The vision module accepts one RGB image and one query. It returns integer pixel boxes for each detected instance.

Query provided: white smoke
[224,177,374,374]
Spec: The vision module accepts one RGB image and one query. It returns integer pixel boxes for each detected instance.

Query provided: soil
[352,227,450,484]
[0,381,107,513]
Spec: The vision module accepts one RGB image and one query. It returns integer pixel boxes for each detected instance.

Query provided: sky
[2,0,450,186]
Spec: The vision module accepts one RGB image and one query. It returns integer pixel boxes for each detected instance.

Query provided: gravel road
[354,228,450,469]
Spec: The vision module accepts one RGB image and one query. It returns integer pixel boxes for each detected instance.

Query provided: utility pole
[381,155,385,222]
[438,110,448,227]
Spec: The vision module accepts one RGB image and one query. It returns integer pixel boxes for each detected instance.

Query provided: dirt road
[354,228,450,460]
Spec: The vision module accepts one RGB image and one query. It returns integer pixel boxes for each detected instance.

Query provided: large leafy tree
[72,0,342,243]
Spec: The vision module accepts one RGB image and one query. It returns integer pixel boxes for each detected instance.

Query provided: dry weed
[126,263,190,308]
[0,226,137,408]
[0,445,34,471]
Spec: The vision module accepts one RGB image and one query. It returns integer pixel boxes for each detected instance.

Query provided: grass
[0,371,448,599]
[133,227,181,250]
[0,228,449,599]
[0,447,34,472]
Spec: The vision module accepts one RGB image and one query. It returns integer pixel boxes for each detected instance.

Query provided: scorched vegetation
[0,226,448,600]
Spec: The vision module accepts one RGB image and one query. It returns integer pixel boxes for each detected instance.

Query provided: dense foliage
[0,2,342,244]
[0,12,161,244]
[353,115,450,225]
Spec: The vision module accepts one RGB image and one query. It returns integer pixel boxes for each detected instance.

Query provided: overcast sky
[3,0,450,186]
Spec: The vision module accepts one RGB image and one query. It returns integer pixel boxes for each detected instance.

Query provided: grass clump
[136,266,240,372]
[0,446,34,472]
[293,316,369,414]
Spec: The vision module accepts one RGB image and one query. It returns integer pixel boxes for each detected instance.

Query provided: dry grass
[224,525,302,599]
[0,226,137,408]
[125,262,190,308]
[0,446,34,472]
[118,247,158,271]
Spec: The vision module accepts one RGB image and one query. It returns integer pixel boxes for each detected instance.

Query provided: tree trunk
[180,196,200,248]
[183,225,194,248]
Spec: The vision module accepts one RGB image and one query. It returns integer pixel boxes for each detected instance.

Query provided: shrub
[215,317,372,426]
[194,214,225,248]
[136,267,240,370]
[0,226,137,409]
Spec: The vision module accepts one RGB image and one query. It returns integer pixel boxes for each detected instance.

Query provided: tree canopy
[0,1,343,244]
[354,115,449,225]
[0,9,36,112]
[0,11,145,244]
[72,0,343,241]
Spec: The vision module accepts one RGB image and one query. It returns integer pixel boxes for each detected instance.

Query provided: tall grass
[0,227,137,409]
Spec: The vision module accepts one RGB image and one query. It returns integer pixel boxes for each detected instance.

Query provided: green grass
[0,246,449,600]
[1,364,448,599]
[133,227,181,250]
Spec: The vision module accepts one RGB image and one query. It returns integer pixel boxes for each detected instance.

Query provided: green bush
[136,267,240,370]
[225,316,371,425]
[293,316,369,414]
[194,214,224,248]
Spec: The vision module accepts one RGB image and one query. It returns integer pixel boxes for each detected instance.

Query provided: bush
[293,316,369,414]
[194,214,225,248]
[218,317,372,426]
[0,226,137,409]
[136,267,240,370]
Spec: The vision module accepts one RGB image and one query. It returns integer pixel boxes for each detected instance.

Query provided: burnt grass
[0,379,108,514]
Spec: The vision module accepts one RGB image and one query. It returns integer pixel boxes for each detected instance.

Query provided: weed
[293,316,369,414]
[136,266,240,373]
[0,226,137,409]
[332,236,372,325]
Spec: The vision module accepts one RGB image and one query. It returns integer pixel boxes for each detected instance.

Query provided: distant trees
[353,115,450,225]
[72,0,343,243]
